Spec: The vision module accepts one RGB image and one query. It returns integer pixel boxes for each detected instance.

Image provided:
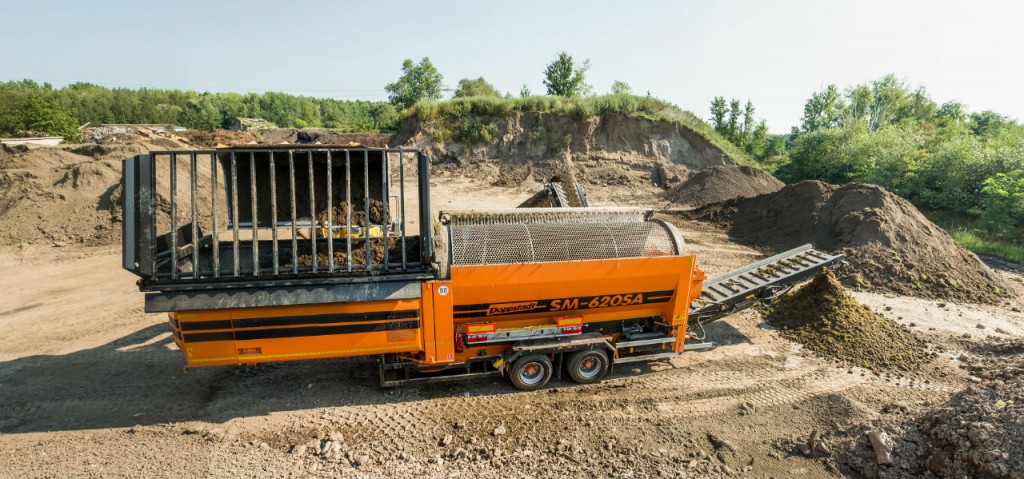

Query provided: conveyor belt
[689,244,845,324]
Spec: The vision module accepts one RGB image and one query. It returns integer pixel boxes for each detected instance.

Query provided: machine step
[616,337,676,348]
[613,352,680,364]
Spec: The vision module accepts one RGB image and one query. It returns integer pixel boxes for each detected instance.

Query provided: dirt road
[2,204,1021,478]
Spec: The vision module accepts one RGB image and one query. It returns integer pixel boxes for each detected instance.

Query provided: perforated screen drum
[446,216,684,267]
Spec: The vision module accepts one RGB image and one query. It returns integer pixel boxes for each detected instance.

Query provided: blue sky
[2,0,1022,132]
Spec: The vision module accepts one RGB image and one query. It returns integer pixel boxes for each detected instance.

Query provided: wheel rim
[518,361,545,385]
[576,355,602,379]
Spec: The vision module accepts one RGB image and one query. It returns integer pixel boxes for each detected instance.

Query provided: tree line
[0,80,402,140]
[712,74,1024,243]
[0,51,610,142]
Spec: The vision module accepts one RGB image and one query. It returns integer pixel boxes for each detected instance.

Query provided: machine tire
[509,355,553,391]
[566,350,609,384]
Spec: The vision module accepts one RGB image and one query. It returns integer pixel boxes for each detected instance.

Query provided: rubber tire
[509,354,553,391]
[566,350,609,385]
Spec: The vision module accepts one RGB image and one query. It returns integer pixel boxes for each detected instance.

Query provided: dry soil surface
[2,195,1023,478]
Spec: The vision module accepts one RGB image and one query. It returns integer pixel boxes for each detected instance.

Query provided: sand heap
[667,165,783,208]
[1,143,146,246]
[765,273,930,372]
[694,181,1008,304]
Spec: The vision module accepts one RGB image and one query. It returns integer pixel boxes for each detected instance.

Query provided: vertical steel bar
[308,151,317,273]
[418,152,433,264]
[288,151,298,274]
[399,149,406,270]
[231,152,240,277]
[382,150,389,270]
[211,152,219,279]
[269,151,279,276]
[189,152,198,278]
[250,152,259,277]
[364,150,371,269]
[326,150,334,272]
[345,150,352,272]
[169,153,178,280]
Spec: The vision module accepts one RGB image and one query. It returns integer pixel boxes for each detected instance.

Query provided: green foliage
[542,52,591,98]
[385,57,444,109]
[709,96,772,163]
[453,77,501,98]
[977,171,1024,239]
[451,118,498,146]
[0,79,399,134]
[610,80,632,95]
[949,230,1024,263]
[0,82,80,141]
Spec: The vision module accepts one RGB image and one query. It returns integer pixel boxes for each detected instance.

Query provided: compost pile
[667,165,783,208]
[694,181,1007,304]
[765,273,930,372]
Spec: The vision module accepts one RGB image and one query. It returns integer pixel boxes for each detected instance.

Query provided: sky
[2,0,1023,132]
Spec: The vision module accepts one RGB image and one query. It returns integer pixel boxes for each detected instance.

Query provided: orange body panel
[168,255,705,368]
[170,298,424,368]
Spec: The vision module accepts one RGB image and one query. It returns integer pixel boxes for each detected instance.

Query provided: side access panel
[423,282,456,364]
[173,299,425,368]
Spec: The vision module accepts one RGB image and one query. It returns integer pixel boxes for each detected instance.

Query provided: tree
[519,84,532,98]
[801,84,845,132]
[978,171,1024,239]
[845,85,872,124]
[869,74,908,130]
[543,52,591,97]
[741,100,756,143]
[453,77,500,98]
[727,99,741,141]
[610,80,632,95]
[385,57,444,109]
[709,96,727,132]
[935,101,966,127]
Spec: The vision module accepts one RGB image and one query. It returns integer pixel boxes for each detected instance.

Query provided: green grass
[404,94,755,165]
[950,230,1024,263]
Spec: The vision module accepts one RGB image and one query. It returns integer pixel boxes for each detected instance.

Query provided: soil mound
[694,181,1008,304]
[667,165,783,207]
[0,141,212,246]
[845,339,1024,479]
[179,129,260,147]
[765,273,930,372]
[259,129,391,147]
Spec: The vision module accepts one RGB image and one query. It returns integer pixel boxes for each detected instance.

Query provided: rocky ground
[1,195,1022,478]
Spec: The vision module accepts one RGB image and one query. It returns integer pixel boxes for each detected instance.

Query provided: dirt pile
[315,199,386,228]
[667,165,783,208]
[843,339,1024,479]
[765,273,931,372]
[81,125,187,149]
[179,129,260,147]
[0,143,151,246]
[260,129,391,147]
[694,180,1008,304]
[286,237,418,269]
